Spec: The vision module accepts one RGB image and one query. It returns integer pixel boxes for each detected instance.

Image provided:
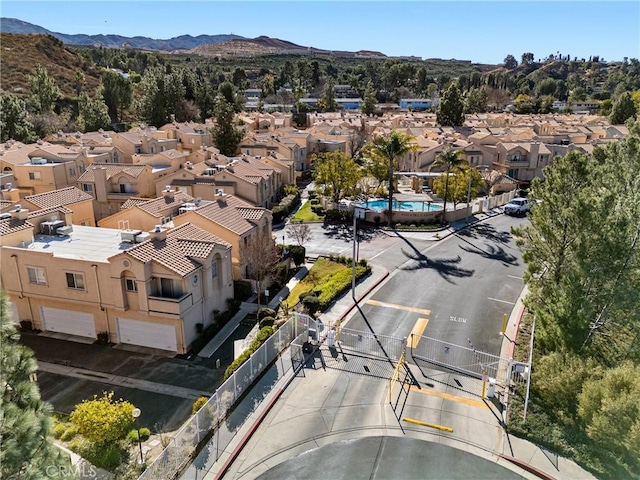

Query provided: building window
[211,263,218,279]
[190,138,195,144]
[29,172,41,180]
[27,267,46,285]
[82,183,93,192]
[120,184,127,193]
[125,278,137,292]
[66,272,85,290]
[69,167,76,176]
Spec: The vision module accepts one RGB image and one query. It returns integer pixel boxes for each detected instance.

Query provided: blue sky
[2,1,639,64]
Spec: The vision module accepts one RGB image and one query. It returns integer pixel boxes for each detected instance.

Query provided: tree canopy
[70,391,135,444]
[0,289,72,479]
[363,131,416,227]
[430,148,468,223]
[436,81,464,127]
[312,151,361,205]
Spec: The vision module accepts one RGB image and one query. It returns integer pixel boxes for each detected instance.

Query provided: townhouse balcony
[107,191,140,200]
[148,292,193,315]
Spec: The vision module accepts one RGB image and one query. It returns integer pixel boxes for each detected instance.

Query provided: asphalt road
[335,215,528,355]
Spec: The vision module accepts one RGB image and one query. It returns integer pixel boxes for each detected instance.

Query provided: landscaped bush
[223,326,275,380]
[259,316,276,328]
[302,294,320,315]
[289,245,306,266]
[60,426,78,441]
[53,423,66,439]
[257,308,277,321]
[192,396,209,414]
[309,198,319,206]
[79,441,127,471]
[127,427,150,442]
[234,280,253,301]
[315,264,371,311]
[310,204,325,215]
[324,209,348,222]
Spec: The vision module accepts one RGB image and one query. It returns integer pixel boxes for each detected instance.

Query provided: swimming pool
[356,200,442,212]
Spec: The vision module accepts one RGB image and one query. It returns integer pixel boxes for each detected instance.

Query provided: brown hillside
[0,33,102,98]
[190,39,278,57]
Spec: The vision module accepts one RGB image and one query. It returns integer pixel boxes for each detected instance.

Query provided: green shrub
[302,294,320,315]
[308,191,318,200]
[310,198,319,206]
[60,426,78,441]
[53,423,66,439]
[257,308,277,321]
[289,245,306,266]
[127,429,140,443]
[234,280,253,301]
[80,441,126,471]
[68,441,83,454]
[139,427,151,441]
[257,326,274,342]
[259,316,275,328]
[192,396,209,414]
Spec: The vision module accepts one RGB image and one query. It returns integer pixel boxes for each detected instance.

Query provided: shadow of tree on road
[321,223,381,243]
[458,243,519,267]
[456,223,512,244]
[394,231,474,283]
[400,251,475,283]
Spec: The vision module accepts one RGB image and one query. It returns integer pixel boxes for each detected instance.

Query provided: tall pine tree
[0,290,73,479]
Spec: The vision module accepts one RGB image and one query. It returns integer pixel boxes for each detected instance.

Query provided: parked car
[503,197,530,216]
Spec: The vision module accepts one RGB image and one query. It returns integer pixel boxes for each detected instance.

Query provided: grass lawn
[283,258,345,308]
[290,200,324,222]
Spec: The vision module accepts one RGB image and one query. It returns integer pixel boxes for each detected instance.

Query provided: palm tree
[367,131,416,227]
[431,147,468,225]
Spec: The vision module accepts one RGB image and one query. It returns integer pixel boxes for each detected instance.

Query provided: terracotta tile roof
[77,164,148,182]
[24,187,93,209]
[124,222,227,276]
[0,218,34,236]
[120,197,149,209]
[0,200,15,212]
[192,194,266,235]
[136,192,194,217]
[27,206,72,218]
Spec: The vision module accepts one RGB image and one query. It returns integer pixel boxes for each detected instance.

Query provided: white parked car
[504,198,530,216]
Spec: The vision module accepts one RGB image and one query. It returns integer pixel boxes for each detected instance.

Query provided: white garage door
[41,307,96,338]
[10,302,19,326]
[116,318,177,352]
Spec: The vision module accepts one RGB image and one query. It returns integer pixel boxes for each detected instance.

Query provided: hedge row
[223,326,275,380]
[272,192,301,224]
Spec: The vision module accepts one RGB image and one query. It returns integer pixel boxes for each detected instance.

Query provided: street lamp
[132,408,143,465]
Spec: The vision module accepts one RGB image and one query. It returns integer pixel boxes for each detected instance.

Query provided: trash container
[487,378,496,398]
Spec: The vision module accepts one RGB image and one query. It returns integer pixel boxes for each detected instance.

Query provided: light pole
[466,167,473,223]
[132,408,144,465]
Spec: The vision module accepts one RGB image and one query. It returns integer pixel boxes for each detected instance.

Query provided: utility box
[487,378,496,398]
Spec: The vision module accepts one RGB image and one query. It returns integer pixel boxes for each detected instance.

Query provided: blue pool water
[357,200,442,212]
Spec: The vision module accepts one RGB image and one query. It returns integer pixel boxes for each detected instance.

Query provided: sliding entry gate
[408,333,529,388]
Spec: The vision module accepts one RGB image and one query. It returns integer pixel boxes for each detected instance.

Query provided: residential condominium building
[1,207,233,354]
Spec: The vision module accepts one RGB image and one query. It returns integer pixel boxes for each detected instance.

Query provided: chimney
[11,204,29,220]
[150,224,168,241]
[162,185,175,200]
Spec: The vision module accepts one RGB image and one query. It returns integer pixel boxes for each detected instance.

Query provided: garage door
[116,318,177,352]
[10,302,19,326]
[41,307,96,338]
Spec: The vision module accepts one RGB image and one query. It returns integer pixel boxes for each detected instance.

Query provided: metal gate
[337,327,406,361]
[409,333,529,387]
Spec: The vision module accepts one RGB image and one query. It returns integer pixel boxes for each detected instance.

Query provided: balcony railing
[148,292,193,315]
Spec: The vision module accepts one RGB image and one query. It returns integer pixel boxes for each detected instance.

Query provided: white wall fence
[138,313,313,480]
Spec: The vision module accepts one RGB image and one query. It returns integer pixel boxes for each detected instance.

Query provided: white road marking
[507,275,522,280]
[487,297,516,305]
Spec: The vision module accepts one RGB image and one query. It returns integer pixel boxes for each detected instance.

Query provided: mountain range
[0,17,386,57]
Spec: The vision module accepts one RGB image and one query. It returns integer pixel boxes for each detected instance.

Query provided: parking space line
[487,297,516,305]
[365,299,431,316]
[408,318,429,349]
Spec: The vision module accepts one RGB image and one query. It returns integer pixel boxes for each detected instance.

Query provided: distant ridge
[0,17,245,51]
[0,17,388,58]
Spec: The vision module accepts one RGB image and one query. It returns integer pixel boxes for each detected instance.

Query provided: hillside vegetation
[0,33,102,97]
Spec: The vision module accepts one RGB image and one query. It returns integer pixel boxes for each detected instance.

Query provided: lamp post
[132,408,143,465]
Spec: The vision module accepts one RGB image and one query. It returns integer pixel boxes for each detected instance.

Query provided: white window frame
[27,266,47,285]
[66,272,85,290]
[124,278,137,292]
[29,171,42,180]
